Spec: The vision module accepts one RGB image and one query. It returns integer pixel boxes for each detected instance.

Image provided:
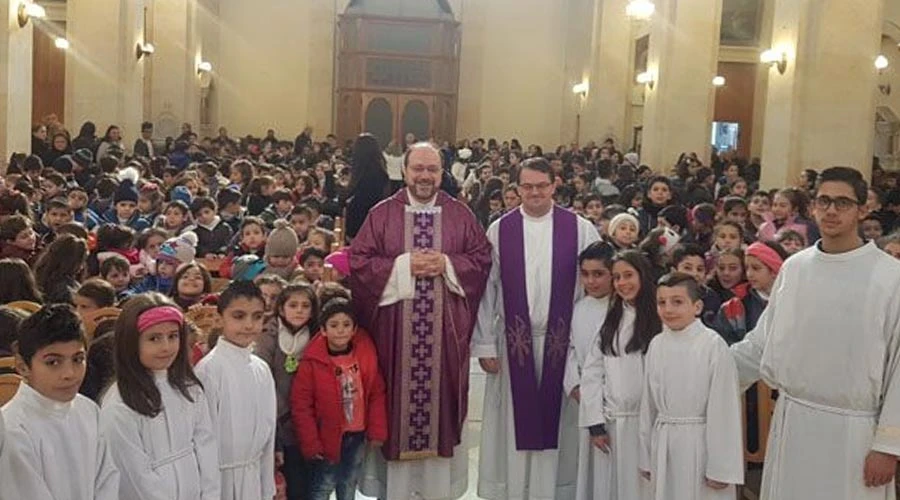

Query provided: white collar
[406,189,437,208]
[16,382,74,417]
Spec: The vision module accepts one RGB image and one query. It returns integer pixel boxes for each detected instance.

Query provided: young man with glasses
[732,166,900,499]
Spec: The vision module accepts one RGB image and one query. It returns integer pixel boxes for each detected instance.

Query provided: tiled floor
[353,366,488,500]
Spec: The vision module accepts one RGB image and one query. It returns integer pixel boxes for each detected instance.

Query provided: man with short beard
[350,142,492,500]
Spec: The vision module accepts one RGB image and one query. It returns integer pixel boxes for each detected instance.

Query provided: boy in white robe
[1,304,120,500]
[640,273,743,500]
[195,281,277,500]
[563,242,614,500]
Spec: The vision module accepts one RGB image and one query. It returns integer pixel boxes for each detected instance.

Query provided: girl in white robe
[1,303,119,500]
[99,293,220,500]
[640,274,744,500]
[196,281,277,500]
[579,250,659,500]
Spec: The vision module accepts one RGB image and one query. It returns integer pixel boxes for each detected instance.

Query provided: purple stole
[397,204,444,459]
[499,207,578,450]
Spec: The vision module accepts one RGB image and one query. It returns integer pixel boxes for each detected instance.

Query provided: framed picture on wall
[720,0,763,47]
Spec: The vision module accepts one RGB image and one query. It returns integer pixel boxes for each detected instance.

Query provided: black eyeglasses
[814,195,861,212]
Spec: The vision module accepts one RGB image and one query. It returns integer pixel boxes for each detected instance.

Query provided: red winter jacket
[290,329,388,463]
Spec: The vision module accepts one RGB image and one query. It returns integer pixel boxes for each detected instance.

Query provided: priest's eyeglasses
[519,182,553,192]
[814,195,860,212]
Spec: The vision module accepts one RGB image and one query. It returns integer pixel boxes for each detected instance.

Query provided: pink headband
[746,242,784,275]
[137,306,184,333]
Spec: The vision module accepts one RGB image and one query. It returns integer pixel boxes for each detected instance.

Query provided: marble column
[65,0,145,150]
[581,0,634,146]
[640,0,723,172]
[147,0,201,140]
[0,0,34,164]
[759,0,884,187]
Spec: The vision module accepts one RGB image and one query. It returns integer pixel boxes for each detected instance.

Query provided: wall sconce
[572,82,589,97]
[760,49,787,74]
[875,55,889,72]
[17,1,46,27]
[135,42,155,60]
[54,38,70,50]
[712,75,726,87]
[636,71,655,90]
[197,61,213,74]
[625,0,655,20]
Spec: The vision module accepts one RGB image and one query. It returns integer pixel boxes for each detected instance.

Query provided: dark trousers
[283,445,311,500]
[308,432,367,500]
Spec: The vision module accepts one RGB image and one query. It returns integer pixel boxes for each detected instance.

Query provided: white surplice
[472,207,599,500]
[639,320,744,500]
[0,383,120,500]
[578,305,649,500]
[195,338,276,500]
[100,371,220,500]
[358,190,470,500]
[731,242,900,500]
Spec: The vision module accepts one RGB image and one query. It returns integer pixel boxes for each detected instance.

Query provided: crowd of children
[0,124,896,500]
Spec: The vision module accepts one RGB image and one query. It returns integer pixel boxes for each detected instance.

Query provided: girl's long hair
[598,250,661,356]
[114,292,202,418]
[34,234,87,290]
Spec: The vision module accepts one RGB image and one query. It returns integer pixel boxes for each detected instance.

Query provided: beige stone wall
[0,0,33,162]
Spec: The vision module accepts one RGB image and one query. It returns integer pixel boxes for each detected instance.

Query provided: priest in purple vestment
[349,142,491,499]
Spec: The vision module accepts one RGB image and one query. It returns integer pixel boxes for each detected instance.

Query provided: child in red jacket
[291,298,387,500]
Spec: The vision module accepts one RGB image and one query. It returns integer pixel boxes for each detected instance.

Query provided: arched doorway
[335,0,460,149]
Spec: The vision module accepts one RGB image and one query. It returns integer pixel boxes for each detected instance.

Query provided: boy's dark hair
[190,196,217,216]
[722,196,748,214]
[659,205,689,231]
[216,188,241,209]
[671,243,706,267]
[816,166,868,205]
[100,254,130,277]
[16,304,86,365]
[776,229,805,245]
[272,189,293,204]
[217,280,265,314]
[596,159,615,180]
[657,272,702,302]
[291,204,314,218]
[44,172,66,187]
[319,298,356,327]
[578,240,615,267]
[583,193,601,206]
[0,214,31,242]
[96,223,135,250]
[95,176,119,199]
[0,306,28,355]
[141,121,153,131]
[45,197,71,212]
[317,282,351,307]
[57,222,89,240]
[300,247,327,265]
[164,200,189,215]
[751,190,771,201]
[240,216,266,233]
[77,279,117,308]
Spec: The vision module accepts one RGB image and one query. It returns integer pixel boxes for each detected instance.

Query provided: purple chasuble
[498,206,578,450]
[398,205,444,459]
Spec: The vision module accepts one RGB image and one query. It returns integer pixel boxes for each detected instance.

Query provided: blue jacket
[130,275,173,295]
[102,208,150,232]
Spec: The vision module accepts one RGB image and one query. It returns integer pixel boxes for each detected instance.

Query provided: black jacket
[191,217,234,257]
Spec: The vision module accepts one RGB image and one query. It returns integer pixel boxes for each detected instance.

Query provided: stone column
[640,0,723,172]
[0,0,34,164]
[759,0,884,187]
[147,0,201,139]
[580,0,634,146]
[65,0,145,149]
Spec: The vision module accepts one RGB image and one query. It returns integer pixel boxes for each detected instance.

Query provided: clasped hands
[410,249,446,278]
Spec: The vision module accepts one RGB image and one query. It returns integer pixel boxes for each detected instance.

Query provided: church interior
[1,1,899,499]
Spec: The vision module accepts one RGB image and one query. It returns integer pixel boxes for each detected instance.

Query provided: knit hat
[265,220,299,258]
[157,231,198,266]
[325,248,350,276]
[232,254,267,282]
[114,167,140,204]
[171,185,193,206]
[608,213,640,237]
[72,148,93,168]
[51,155,74,175]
